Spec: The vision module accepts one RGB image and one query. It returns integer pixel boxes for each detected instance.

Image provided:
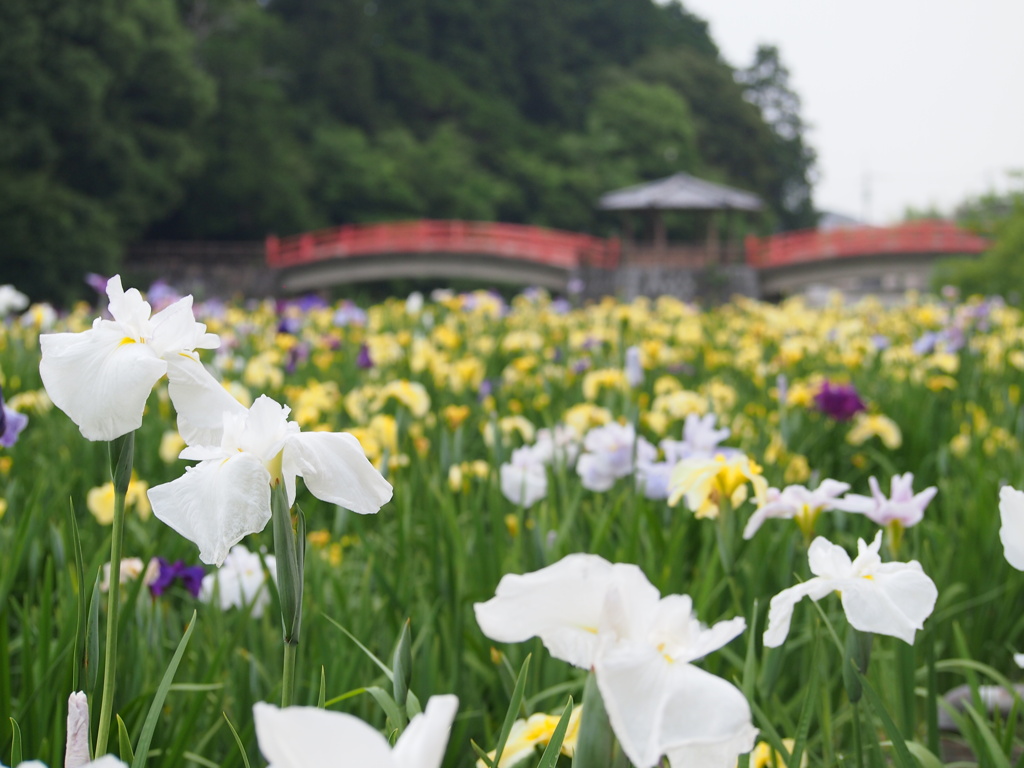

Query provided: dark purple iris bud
[357,343,373,369]
[814,380,866,421]
[149,558,205,598]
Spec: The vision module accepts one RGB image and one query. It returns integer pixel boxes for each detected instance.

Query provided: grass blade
[492,654,531,768]
[536,697,574,768]
[131,610,197,768]
[222,712,252,768]
[116,714,135,764]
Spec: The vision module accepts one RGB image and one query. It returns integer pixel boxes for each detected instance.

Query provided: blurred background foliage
[0,0,818,303]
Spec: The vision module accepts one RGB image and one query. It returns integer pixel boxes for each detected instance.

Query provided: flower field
[2,280,1024,768]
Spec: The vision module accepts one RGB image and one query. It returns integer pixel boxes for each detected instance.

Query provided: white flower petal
[839,566,938,644]
[500,461,548,507]
[999,486,1024,570]
[253,702,398,768]
[474,554,616,668]
[596,642,756,768]
[149,454,272,566]
[392,695,459,768]
[762,578,835,648]
[148,295,219,357]
[282,431,393,513]
[806,536,854,579]
[39,327,167,441]
[165,356,247,447]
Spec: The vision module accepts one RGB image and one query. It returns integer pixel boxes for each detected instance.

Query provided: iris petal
[39,326,166,441]
[282,431,393,513]
[149,454,271,566]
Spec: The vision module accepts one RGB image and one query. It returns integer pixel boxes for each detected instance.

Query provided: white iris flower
[253,695,458,768]
[474,554,757,768]
[39,275,219,441]
[149,387,392,566]
[999,485,1024,570]
[763,532,938,648]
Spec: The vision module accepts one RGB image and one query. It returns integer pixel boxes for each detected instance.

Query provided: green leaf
[366,686,406,733]
[857,670,919,768]
[843,626,873,704]
[322,615,394,682]
[787,633,820,768]
[904,741,945,768]
[491,654,531,768]
[318,667,326,709]
[961,705,1013,768]
[573,672,613,768]
[222,712,252,768]
[392,618,412,717]
[110,431,135,496]
[9,717,22,767]
[131,610,197,768]
[86,574,101,696]
[536,697,574,768]
[117,714,135,763]
[271,484,302,643]
[65,498,86,693]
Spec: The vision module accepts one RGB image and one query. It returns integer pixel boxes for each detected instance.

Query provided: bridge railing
[745,220,990,269]
[266,220,620,271]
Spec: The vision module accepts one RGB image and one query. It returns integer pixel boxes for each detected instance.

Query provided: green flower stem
[714,499,744,617]
[271,482,304,708]
[95,432,135,757]
[281,640,298,709]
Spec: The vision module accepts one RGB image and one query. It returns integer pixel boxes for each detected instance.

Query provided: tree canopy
[1,0,818,302]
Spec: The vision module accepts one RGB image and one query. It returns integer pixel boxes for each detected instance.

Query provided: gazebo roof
[598,172,763,212]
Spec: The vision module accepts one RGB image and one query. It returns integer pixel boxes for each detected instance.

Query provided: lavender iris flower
[814,381,866,421]
[0,385,28,448]
[149,558,205,598]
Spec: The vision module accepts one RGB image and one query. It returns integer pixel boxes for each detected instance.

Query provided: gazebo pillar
[652,209,667,254]
[706,211,720,265]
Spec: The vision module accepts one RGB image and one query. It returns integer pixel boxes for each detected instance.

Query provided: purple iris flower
[277,316,302,335]
[478,379,494,401]
[356,343,373,369]
[285,342,310,374]
[149,558,205,598]
[145,280,182,312]
[334,302,367,327]
[85,273,110,295]
[0,386,28,448]
[814,380,866,421]
[550,298,571,314]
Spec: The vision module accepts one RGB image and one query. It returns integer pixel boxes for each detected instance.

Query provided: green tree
[149,0,316,240]
[0,0,214,302]
[738,45,818,230]
[934,176,1024,299]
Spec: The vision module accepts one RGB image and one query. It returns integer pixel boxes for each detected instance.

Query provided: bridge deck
[266,220,620,271]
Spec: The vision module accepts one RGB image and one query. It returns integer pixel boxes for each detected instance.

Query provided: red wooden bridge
[266,220,620,292]
[745,220,990,299]
[744,220,990,269]
[262,218,988,297]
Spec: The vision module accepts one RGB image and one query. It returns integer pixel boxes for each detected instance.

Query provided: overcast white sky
[680,0,1024,224]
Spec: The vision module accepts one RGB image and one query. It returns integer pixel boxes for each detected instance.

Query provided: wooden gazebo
[598,172,763,267]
